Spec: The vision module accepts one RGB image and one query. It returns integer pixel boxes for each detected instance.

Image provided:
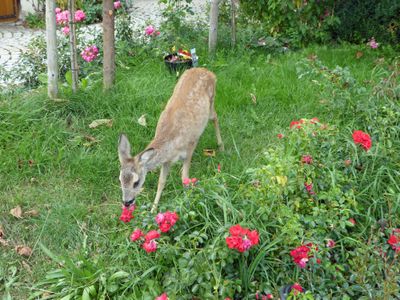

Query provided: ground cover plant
[1,3,400,298]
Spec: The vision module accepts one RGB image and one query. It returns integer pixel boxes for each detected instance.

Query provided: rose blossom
[291,283,303,295]
[81,45,99,62]
[143,240,157,253]
[352,130,372,151]
[119,205,135,223]
[388,229,400,253]
[326,239,335,248]
[290,243,317,268]
[145,230,161,241]
[156,211,179,233]
[130,229,144,241]
[368,37,379,49]
[62,26,70,35]
[226,224,259,252]
[301,155,313,165]
[114,1,122,9]
[74,10,86,22]
[145,25,155,36]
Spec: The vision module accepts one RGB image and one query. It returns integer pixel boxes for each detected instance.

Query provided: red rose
[247,230,259,246]
[352,130,372,151]
[145,230,161,241]
[229,224,244,236]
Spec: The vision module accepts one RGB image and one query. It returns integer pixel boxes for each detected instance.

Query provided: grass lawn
[0,44,398,299]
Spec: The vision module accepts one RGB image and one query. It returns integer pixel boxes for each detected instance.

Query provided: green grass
[0,44,394,298]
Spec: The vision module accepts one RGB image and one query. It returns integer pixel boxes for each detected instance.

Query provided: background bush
[331,0,400,45]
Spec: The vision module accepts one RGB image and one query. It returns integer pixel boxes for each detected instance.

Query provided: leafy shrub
[24,12,45,29]
[331,0,400,45]
[235,0,339,47]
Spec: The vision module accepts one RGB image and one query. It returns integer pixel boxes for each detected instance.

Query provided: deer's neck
[142,147,164,172]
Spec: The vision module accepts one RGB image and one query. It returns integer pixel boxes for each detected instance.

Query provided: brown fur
[118,68,224,212]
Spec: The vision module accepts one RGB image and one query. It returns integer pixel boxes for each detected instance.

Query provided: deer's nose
[123,198,135,207]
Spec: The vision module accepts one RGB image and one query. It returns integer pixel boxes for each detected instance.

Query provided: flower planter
[164,53,193,74]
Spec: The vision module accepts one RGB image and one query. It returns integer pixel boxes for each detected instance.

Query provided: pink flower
[119,205,135,223]
[143,240,157,253]
[304,182,315,195]
[74,10,86,22]
[217,164,221,172]
[114,1,122,9]
[368,37,379,49]
[182,177,197,187]
[277,133,284,139]
[130,229,143,241]
[62,26,70,35]
[155,213,165,224]
[55,7,61,14]
[56,10,70,25]
[301,155,313,165]
[156,211,179,233]
[145,230,161,241]
[326,239,335,248]
[156,293,168,300]
[182,178,191,186]
[81,45,99,62]
[310,117,320,124]
[291,283,303,295]
[145,25,155,36]
[349,218,356,225]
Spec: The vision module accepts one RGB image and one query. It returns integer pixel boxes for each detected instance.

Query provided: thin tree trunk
[208,0,220,56]
[68,0,79,92]
[45,0,58,98]
[103,0,115,90]
[231,0,237,47]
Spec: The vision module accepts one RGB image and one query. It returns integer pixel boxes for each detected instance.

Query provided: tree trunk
[45,0,58,99]
[103,0,115,90]
[208,0,220,56]
[231,0,237,47]
[68,0,79,92]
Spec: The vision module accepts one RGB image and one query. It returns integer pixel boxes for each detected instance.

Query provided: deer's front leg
[151,162,171,213]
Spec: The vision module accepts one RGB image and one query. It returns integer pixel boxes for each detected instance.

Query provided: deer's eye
[133,181,139,188]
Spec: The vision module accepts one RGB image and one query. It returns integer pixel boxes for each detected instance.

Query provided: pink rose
[74,10,86,22]
[114,1,122,9]
[145,25,155,36]
[62,26,70,35]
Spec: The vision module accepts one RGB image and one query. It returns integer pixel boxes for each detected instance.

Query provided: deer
[118,68,224,213]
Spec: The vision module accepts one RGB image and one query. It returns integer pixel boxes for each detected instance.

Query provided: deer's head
[118,134,155,208]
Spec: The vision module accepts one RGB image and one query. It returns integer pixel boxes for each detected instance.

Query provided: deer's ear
[118,134,132,165]
[139,148,155,164]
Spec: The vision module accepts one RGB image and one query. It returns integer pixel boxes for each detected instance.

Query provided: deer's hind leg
[210,105,224,152]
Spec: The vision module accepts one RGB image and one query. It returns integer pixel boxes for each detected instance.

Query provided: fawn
[118,68,224,213]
